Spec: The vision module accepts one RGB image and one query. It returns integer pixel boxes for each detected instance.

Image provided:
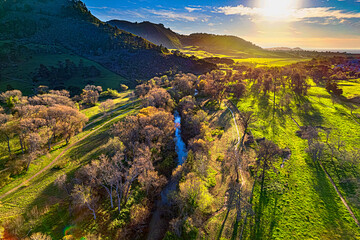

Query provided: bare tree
[71,184,97,220]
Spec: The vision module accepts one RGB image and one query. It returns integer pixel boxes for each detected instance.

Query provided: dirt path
[0,107,137,201]
[319,160,360,228]
[225,102,245,185]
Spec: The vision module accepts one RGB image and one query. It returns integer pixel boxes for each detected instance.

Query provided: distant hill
[107,20,182,49]
[108,20,269,57]
[0,0,215,93]
[267,47,304,51]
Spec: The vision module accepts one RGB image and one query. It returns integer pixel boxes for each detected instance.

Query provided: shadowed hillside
[107,20,182,49]
[0,0,215,93]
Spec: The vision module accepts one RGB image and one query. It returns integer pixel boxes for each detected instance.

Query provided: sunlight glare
[257,0,300,21]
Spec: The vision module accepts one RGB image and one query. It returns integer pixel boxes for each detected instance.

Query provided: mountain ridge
[108,20,266,56]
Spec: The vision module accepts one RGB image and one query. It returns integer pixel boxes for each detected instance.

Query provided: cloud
[185,7,202,12]
[216,5,360,22]
[88,7,146,20]
[146,9,197,21]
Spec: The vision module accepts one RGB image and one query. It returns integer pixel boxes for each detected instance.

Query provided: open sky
[83,0,360,49]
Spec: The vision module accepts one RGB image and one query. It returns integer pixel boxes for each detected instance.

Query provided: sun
[257,0,300,21]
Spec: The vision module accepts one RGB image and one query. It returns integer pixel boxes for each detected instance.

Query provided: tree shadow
[295,97,324,127]
[307,159,359,239]
[256,95,272,121]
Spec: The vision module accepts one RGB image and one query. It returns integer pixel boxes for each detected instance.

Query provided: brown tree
[81,85,103,106]
[71,184,97,220]
[99,99,115,115]
[142,87,174,111]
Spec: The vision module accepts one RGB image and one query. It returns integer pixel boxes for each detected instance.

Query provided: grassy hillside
[0,41,132,95]
[0,0,215,94]
[200,79,360,239]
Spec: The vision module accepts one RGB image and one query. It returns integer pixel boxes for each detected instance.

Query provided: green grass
[234,90,360,239]
[234,57,311,67]
[81,91,133,120]
[204,78,360,239]
[338,79,360,99]
[176,47,310,68]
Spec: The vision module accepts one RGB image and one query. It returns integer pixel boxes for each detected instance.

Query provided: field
[177,46,311,67]
[234,57,311,67]
[202,77,360,239]
[1,52,360,239]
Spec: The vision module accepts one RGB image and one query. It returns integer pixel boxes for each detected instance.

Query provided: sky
[83,0,360,49]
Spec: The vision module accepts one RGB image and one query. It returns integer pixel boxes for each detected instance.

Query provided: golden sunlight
[257,0,300,21]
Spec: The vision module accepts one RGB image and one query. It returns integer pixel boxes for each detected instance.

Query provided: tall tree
[71,184,97,220]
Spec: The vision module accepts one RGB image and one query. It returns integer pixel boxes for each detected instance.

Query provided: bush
[100,88,121,98]
[206,167,217,188]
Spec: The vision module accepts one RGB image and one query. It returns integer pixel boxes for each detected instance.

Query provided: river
[146,110,189,240]
[160,110,188,204]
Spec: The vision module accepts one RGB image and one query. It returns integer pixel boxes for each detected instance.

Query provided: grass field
[202,78,360,239]
[338,79,360,99]
[176,47,310,68]
[234,57,311,67]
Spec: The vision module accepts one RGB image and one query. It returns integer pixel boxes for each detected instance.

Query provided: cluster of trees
[56,85,177,237]
[199,70,246,105]
[33,59,101,91]
[0,89,87,181]
[292,56,360,97]
[196,56,360,110]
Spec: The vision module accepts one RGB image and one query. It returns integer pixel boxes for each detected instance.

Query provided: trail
[225,101,245,185]
[319,160,360,228]
[0,106,137,201]
[214,101,248,240]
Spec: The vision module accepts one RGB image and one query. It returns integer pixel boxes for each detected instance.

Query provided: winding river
[146,110,189,239]
[174,111,188,165]
[160,111,188,204]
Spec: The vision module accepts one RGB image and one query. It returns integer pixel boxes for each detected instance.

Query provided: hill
[108,20,273,57]
[266,47,304,51]
[0,0,215,93]
[107,20,182,49]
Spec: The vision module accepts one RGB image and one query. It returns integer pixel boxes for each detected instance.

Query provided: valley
[0,0,360,239]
